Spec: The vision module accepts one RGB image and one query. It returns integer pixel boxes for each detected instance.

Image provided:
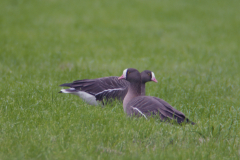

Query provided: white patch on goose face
[131,106,148,120]
[123,69,128,79]
[151,72,156,81]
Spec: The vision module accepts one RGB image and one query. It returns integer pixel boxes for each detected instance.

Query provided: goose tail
[58,88,79,94]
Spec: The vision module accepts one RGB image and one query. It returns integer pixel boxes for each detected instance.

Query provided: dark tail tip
[59,83,72,87]
[58,91,62,93]
[190,121,196,125]
[186,118,196,125]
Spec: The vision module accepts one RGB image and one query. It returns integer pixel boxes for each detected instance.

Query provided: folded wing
[126,96,194,124]
[60,76,129,103]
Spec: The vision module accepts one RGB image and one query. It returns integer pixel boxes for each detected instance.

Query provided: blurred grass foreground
[0,0,240,159]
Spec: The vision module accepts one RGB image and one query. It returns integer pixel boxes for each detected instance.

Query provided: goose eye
[127,71,130,74]
[148,73,151,76]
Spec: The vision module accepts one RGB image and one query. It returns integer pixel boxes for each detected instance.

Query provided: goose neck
[123,81,141,111]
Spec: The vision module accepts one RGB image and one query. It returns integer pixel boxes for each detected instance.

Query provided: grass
[0,0,240,159]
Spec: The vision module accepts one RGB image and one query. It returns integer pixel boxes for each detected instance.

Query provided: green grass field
[1,0,240,159]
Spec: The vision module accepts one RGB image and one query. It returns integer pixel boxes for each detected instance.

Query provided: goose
[59,70,158,106]
[118,68,195,125]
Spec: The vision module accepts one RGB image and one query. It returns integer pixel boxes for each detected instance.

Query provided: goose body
[59,70,157,106]
[119,68,195,125]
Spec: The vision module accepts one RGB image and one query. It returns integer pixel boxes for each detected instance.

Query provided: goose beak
[151,77,158,83]
[151,72,158,83]
[118,75,125,80]
[118,68,128,80]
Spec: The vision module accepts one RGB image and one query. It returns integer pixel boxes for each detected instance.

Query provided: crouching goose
[59,70,158,106]
[118,68,195,125]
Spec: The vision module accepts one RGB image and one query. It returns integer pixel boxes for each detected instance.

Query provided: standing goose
[59,70,158,106]
[118,68,195,125]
